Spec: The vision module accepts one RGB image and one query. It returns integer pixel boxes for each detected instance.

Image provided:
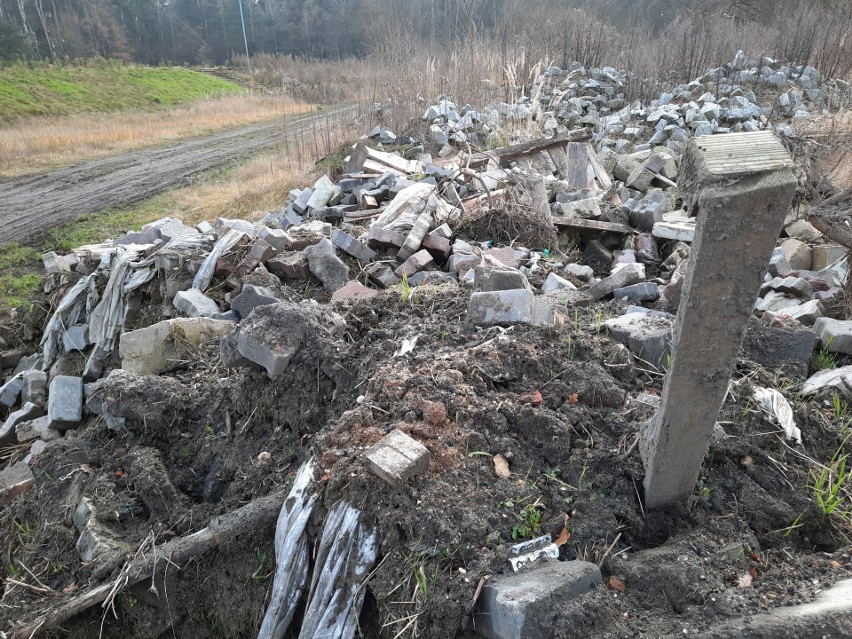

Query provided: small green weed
[399,274,419,305]
[813,338,837,370]
[811,436,851,523]
[511,500,544,540]
[251,547,272,580]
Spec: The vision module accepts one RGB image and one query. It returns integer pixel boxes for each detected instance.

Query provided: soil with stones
[0,105,356,244]
[1,271,850,639]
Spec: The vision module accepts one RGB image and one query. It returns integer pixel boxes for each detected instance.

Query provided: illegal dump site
[2,52,852,639]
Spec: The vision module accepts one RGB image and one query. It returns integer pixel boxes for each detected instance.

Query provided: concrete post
[640,132,796,509]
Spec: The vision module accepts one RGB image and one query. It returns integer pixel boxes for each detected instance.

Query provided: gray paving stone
[472,560,602,639]
[364,429,430,485]
[468,290,535,325]
[231,284,280,320]
[814,318,852,355]
[174,288,220,318]
[47,376,83,430]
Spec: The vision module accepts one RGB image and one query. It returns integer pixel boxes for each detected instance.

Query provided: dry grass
[0,93,312,179]
[167,109,358,225]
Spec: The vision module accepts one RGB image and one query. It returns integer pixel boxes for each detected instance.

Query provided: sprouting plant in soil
[810,435,851,524]
[511,499,544,540]
[813,338,837,370]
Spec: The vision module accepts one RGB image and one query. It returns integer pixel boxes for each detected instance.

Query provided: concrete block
[304,239,349,292]
[119,318,235,376]
[62,325,90,353]
[258,227,292,252]
[559,197,601,219]
[780,238,812,271]
[231,284,279,320]
[768,246,792,277]
[762,276,813,299]
[563,263,594,282]
[174,288,220,318]
[0,374,23,407]
[0,462,34,503]
[21,370,46,406]
[1,402,45,445]
[448,253,480,274]
[475,267,530,292]
[586,263,645,300]
[366,263,401,289]
[604,312,673,368]
[614,281,660,302]
[741,318,817,369]
[652,220,695,242]
[331,229,378,262]
[472,560,602,639]
[814,318,852,355]
[777,299,824,326]
[541,273,576,293]
[331,281,380,302]
[47,375,83,430]
[364,429,430,485]
[367,226,406,250]
[812,245,847,271]
[785,218,821,241]
[468,290,535,325]
[42,251,71,274]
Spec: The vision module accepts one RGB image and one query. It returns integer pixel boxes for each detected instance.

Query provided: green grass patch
[0,61,241,123]
[0,196,178,312]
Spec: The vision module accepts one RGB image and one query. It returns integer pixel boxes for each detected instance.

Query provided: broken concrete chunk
[42,251,71,274]
[802,365,852,399]
[47,375,83,430]
[741,317,817,370]
[814,318,852,355]
[768,246,792,277]
[652,220,695,242]
[15,415,58,443]
[775,299,824,326]
[366,263,402,289]
[472,560,602,639]
[474,267,530,292]
[364,429,430,486]
[586,263,645,300]
[304,238,350,292]
[21,370,46,407]
[604,312,673,368]
[812,245,847,271]
[563,263,594,282]
[174,288,220,318]
[233,301,344,378]
[468,290,535,325]
[1,402,45,445]
[231,284,280,320]
[119,318,235,376]
[780,238,812,271]
[0,373,24,407]
[0,462,35,503]
[541,273,577,293]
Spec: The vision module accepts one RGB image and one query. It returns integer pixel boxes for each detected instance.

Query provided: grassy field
[0,110,356,314]
[0,62,241,122]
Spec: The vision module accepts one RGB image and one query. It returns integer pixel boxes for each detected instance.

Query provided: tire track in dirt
[0,105,357,244]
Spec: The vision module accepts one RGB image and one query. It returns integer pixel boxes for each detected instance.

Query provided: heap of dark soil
[1,282,850,639]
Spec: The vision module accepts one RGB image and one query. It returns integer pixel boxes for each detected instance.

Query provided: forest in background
[0,0,851,70]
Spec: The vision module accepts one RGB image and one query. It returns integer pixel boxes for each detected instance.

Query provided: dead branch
[6,491,288,639]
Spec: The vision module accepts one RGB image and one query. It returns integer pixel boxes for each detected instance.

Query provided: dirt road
[0,106,356,244]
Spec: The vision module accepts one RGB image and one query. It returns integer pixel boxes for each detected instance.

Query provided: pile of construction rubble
[1,51,851,503]
[1,51,852,639]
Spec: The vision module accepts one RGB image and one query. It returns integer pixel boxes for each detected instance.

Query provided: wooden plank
[366,146,421,174]
[552,217,633,233]
[465,128,592,169]
[362,159,406,176]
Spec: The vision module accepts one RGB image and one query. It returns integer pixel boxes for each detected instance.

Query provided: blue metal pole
[238,0,251,71]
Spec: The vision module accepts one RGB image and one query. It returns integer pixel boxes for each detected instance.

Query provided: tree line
[0,0,848,66]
